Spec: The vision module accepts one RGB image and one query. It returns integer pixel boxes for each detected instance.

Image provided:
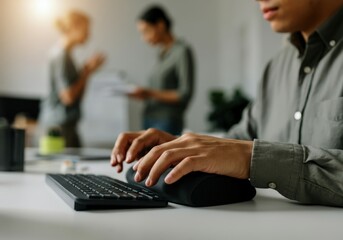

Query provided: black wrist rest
[126,167,256,207]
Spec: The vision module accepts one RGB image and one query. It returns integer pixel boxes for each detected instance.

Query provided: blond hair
[55,10,90,34]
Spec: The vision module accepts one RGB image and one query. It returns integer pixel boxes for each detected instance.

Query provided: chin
[270,22,293,33]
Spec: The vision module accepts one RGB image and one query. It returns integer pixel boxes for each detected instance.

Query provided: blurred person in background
[39,10,105,147]
[128,5,195,136]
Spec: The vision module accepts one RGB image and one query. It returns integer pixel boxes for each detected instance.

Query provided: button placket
[294,111,302,121]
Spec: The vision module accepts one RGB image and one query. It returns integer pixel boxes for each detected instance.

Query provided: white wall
[0,0,221,133]
[218,0,284,98]
[0,0,283,140]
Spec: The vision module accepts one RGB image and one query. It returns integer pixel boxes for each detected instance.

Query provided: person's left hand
[132,133,253,187]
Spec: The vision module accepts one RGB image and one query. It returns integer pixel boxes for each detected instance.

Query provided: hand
[129,133,253,187]
[84,53,106,74]
[111,128,177,173]
[127,87,151,100]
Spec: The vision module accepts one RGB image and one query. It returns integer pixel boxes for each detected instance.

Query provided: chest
[258,44,343,148]
[149,54,180,89]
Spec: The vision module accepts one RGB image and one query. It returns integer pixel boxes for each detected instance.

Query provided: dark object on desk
[0,95,40,124]
[0,125,25,172]
[126,167,256,207]
[46,174,168,211]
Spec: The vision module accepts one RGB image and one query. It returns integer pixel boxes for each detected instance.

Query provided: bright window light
[34,0,54,17]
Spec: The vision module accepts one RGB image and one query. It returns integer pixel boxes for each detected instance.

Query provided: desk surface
[1,158,342,240]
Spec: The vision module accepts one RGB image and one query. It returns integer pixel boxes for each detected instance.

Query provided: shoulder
[174,39,193,53]
[172,39,194,61]
[269,41,298,70]
[49,46,66,64]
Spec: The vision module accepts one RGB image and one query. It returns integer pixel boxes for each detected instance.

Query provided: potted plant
[207,88,250,132]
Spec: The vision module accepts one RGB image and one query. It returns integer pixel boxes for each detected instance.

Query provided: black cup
[0,126,25,172]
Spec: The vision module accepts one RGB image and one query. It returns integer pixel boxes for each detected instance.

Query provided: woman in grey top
[129,6,195,135]
[39,10,105,147]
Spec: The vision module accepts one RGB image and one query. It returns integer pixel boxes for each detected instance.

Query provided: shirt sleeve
[226,103,258,140]
[51,52,71,93]
[226,62,272,140]
[251,140,343,207]
[176,47,195,107]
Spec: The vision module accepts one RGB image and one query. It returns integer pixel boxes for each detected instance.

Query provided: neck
[301,1,343,41]
[160,32,175,51]
[61,37,75,53]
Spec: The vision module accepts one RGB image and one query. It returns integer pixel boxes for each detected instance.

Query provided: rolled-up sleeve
[251,140,343,207]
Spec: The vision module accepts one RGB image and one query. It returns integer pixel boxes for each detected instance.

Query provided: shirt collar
[290,5,343,57]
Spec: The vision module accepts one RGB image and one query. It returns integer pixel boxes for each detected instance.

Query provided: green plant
[207,88,250,132]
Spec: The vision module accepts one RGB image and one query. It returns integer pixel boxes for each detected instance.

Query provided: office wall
[218,0,284,98]
[0,0,283,139]
[0,0,221,134]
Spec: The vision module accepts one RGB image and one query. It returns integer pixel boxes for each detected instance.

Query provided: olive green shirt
[227,6,343,207]
[144,40,195,123]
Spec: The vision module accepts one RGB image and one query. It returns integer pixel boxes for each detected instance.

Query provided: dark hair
[139,5,173,31]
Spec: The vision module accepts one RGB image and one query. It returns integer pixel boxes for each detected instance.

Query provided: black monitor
[0,95,40,124]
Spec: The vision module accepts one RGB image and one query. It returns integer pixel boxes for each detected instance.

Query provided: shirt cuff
[250,140,305,200]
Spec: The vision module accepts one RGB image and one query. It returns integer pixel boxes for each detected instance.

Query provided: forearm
[250,140,343,207]
[59,68,90,106]
[147,89,180,104]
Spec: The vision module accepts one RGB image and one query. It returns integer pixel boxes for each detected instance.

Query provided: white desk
[0,158,342,240]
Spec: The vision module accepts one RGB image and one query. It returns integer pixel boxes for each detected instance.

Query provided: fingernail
[125,154,132,163]
[135,172,142,182]
[145,177,152,187]
[165,173,173,184]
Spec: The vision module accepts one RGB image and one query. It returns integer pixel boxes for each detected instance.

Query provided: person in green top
[128,6,195,136]
[39,10,105,147]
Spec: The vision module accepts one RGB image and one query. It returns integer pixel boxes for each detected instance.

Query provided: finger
[111,132,140,166]
[125,129,164,163]
[145,148,201,187]
[135,140,193,183]
[132,159,141,171]
[164,156,204,184]
[116,163,123,173]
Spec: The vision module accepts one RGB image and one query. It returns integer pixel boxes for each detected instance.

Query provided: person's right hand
[111,128,177,173]
[84,53,106,74]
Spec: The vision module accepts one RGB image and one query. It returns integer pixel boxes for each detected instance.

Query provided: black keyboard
[46,174,168,211]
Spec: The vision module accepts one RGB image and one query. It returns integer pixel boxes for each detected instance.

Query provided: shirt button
[304,66,312,74]
[268,182,277,189]
[330,40,336,47]
[294,111,302,120]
